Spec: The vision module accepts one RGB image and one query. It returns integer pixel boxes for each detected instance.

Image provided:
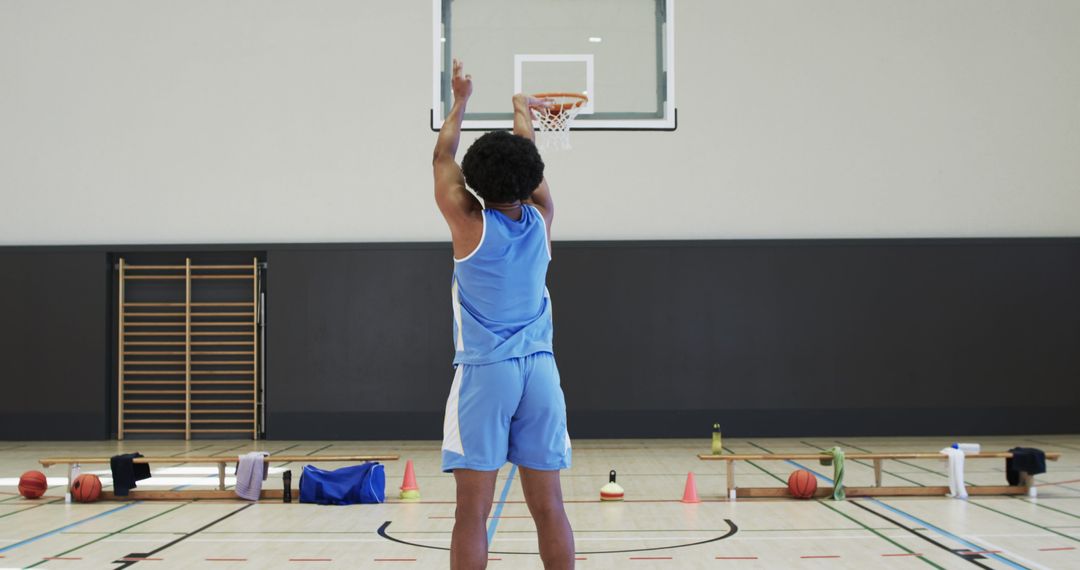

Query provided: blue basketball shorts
[441,352,572,472]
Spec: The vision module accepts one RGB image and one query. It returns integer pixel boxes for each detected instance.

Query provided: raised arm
[512,94,554,223]
[434,60,482,252]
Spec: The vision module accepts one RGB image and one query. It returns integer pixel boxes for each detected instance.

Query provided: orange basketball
[18,470,48,499]
[787,469,817,499]
[71,474,102,503]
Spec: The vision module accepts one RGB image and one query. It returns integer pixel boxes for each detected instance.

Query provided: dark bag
[299,462,385,505]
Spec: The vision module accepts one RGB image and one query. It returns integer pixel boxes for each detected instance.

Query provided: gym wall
[2,0,1079,244]
[1,1,1078,439]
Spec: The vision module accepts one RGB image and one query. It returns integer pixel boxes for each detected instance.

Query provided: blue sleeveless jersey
[452,205,553,365]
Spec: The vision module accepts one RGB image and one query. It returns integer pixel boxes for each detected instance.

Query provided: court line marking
[25,503,189,569]
[803,440,925,487]
[791,459,1029,569]
[966,499,1080,543]
[1036,478,1080,488]
[112,503,252,569]
[377,519,738,555]
[1025,438,1080,452]
[740,443,944,569]
[749,440,1002,569]
[171,442,301,491]
[0,502,138,554]
[486,464,517,545]
[1014,497,1080,520]
[962,536,1055,570]
[815,498,943,569]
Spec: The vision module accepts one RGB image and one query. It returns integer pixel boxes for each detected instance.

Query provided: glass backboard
[432,0,676,131]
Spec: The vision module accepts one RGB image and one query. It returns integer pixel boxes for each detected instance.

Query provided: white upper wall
[1,0,1078,245]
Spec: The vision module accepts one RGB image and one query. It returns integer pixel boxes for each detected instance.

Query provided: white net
[533,94,587,151]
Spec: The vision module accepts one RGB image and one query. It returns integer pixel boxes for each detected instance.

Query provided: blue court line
[486,464,518,545]
[783,458,1028,570]
[0,502,138,553]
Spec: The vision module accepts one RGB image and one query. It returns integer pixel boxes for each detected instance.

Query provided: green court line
[815,499,945,569]
[722,446,787,485]
[751,441,943,569]
[1025,438,1080,452]
[274,443,333,468]
[24,503,190,569]
[836,440,977,486]
[968,500,1080,543]
[0,504,47,520]
[0,497,66,518]
[801,441,925,487]
[1013,498,1080,520]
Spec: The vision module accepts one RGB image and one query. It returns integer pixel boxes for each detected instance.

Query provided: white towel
[235,452,269,501]
[940,447,968,499]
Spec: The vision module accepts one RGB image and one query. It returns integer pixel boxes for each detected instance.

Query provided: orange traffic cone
[681,472,700,503]
[400,459,420,500]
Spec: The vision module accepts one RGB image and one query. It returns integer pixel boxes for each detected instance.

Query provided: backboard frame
[431,0,676,132]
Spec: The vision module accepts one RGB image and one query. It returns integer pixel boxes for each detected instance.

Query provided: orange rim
[532,92,588,114]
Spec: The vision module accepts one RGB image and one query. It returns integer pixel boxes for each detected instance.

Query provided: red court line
[1036,478,1080,488]
[801,555,841,559]
[715,556,758,560]
[882,553,924,557]
[375,558,417,562]
[1039,547,1076,552]
[43,557,83,561]
[428,515,533,519]
[575,557,588,561]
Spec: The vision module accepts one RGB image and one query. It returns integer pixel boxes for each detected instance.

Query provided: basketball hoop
[532,92,588,151]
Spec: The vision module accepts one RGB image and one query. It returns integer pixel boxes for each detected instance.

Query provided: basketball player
[433,59,574,570]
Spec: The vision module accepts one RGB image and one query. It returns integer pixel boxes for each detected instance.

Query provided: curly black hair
[461,131,545,204]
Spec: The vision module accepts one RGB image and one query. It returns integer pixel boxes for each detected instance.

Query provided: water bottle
[282,470,292,503]
[954,440,980,453]
[712,423,723,455]
[66,463,81,503]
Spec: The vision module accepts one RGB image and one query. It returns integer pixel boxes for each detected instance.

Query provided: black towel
[110,452,152,496]
[1006,447,1046,486]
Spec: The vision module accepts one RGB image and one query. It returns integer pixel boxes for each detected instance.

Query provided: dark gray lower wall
[2,239,1078,440]
[264,239,1080,439]
[0,251,111,439]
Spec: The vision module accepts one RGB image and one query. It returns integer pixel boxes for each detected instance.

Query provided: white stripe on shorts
[442,366,465,455]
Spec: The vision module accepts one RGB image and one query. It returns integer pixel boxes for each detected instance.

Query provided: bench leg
[726,459,735,498]
[218,463,227,491]
[1019,471,1036,497]
[68,463,77,491]
[873,459,883,487]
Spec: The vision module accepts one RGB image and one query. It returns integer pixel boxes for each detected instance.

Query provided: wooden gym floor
[1,435,1078,569]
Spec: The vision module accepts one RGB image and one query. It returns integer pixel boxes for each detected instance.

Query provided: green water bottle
[711,423,723,455]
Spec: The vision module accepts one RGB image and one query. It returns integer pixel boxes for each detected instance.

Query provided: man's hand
[452,59,472,103]
[511,94,552,142]
[513,93,553,111]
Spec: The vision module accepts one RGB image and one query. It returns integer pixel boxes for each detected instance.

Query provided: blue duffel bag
[299,462,385,505]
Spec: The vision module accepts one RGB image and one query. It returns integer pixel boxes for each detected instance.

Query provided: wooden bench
[698,451,1062,498]
[40,454,399,500]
